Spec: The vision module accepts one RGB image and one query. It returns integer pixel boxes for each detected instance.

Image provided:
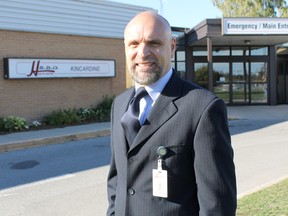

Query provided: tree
[212,0,288,17]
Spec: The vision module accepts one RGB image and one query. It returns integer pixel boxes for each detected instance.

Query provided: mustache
[134,60,158,65]
[134,56,157,63]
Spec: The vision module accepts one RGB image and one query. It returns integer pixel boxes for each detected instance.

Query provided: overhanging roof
[180,18,288,47]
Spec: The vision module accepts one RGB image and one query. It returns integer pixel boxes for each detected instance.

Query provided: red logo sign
[27,60,56,77]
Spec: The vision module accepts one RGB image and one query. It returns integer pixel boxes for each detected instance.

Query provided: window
[173,51,186,79]
[213,47,230,56]
[251,62,268,103]
[232,62,249,103]
[194,63,208,89]
[213,62,230,82]
[232,47,249,56]
[251,62,267,82]
[193,47,207,56]
[251,47,268,56]
[213,63,230,103]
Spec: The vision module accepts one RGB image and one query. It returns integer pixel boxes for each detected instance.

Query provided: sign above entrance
[222,18,288,35]
[4,58,116,79]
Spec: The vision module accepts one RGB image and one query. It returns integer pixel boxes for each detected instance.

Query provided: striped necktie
[121,87,148,146]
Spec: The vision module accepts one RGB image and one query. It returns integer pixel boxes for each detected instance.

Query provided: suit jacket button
[128,189,135,195]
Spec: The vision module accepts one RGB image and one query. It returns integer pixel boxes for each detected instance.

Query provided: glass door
[231,62,249,104]
[213,62,230,103]
[277,60,288,104]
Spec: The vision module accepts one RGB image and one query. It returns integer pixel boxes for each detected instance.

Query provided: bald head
[124,11,172,39]
[123,11,176,86]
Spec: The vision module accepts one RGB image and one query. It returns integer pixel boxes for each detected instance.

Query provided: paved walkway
[0,122,110,152]
[1,105,288,198]
[228,105,288,197]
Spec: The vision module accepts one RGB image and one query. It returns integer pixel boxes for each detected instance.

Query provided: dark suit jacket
[107,71,237,216]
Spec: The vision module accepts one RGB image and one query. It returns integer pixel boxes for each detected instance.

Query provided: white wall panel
[0,0,156,38]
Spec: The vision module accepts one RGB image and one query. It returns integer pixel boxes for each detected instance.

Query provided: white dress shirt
[135,68,173,125]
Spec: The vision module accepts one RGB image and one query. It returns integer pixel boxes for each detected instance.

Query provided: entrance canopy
[172,18,288,105]
[178,18,288,47]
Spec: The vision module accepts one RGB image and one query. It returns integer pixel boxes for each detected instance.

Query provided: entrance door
[231,62,249,104]
[277,59,288,104]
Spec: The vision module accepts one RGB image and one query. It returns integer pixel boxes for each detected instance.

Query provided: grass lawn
[237,178,288,216]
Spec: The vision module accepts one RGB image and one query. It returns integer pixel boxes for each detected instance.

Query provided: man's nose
[138,44,150,57]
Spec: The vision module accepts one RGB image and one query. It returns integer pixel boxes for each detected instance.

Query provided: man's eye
[129,42,139,47]
[149,42,161,47]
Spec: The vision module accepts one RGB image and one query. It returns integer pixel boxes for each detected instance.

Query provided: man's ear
[171,37,177,58]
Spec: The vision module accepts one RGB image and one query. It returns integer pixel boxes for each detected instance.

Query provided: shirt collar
[135,67,173,102]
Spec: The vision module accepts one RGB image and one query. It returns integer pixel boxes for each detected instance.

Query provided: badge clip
[156,146,167,170]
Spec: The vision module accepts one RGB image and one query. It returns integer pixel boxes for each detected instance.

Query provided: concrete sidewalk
[0,122,110,152]
[0,105,288,152]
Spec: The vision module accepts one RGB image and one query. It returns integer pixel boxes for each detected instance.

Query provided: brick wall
[0,30,127,122]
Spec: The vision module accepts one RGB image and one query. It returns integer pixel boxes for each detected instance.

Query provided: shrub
[0,95,115,131]
[77,108,97,121]
[0,116,28,132]
[43,108,81,126]
[97,95,114,111]
[94,95,114,121]
[0,116,5,131]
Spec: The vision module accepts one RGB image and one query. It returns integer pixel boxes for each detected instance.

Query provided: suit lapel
[128,71,183,152]
[117,88,135,154]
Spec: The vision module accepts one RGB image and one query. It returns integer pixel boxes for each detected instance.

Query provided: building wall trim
[0,0,155,38]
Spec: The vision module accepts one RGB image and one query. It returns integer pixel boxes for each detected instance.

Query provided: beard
[128,61,163,86]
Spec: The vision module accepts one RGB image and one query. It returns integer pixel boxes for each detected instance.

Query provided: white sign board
[4,58,116,79]
[222,18,288,35]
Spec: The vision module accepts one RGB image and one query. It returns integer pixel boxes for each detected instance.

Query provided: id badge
[152,158,168,198]
[152,169,168,198]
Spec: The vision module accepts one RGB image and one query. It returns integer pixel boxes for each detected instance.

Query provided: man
[107,11,237,216]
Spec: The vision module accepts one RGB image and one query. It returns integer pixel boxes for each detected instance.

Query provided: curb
[0,129,111,153]
[237,175,288,199]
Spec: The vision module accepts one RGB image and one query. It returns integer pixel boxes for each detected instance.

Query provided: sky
[110,0,223,28]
